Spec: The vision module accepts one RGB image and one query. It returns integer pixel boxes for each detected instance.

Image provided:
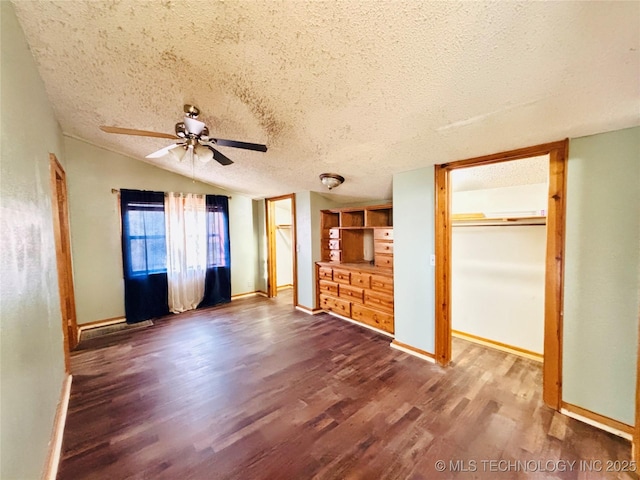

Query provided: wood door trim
[265,194,297,305]
[434,140,568,411]
[265,199,277,297]
[49,154,78,371]
[635,303,640,462]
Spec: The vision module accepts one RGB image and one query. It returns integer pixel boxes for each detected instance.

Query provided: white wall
[393,167,436,353]
[0,3,67,478]
[451,225,546,353]
[451,183,547,354]
[563,126,639,425]
[64,137,259,324]
[274,199,293,287]
[452,182,548,216]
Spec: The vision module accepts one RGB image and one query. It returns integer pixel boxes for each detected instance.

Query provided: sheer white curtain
[165,193,208,313]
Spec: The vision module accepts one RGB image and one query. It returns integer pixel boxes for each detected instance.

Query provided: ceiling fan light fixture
[319,173,345,190]
[195,144,214,163]
[169,145,188,162]
[184,116,206,136]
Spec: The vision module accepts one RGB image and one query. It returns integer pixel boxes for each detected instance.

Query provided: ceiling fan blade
[146,143,183,159]
[207,146,234,166]
[100,126,177,140]
[213,138,268,152]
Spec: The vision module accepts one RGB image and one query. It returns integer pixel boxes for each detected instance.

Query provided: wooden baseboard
[43,374,72,480]
[561,402,633,440]
[295,305,323,315]
[277,284,293,290]
[452,330,543,362]
[77,316,125,332]
[231,291,271,300]
[390,340,436,364]
[325,311,394,338]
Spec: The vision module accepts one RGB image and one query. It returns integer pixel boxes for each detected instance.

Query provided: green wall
[64,137,260,324]
[391,128,640,425]
[295,191,341,309]
[563,126,640,425]
[0,3,67,478]
[253,198,268,293]
[393,167,436,353]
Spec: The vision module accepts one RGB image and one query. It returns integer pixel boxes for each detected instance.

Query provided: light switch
[430,254,436,266]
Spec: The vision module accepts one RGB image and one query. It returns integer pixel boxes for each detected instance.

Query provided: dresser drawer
[329,250,342,263]
[374,254,393,269]
[333,268,351,285]
[374,241,394,254]
[374,228,394,241]
[328,239,341,250]
[351,304,394,333]
[350,271,371,289]
[329,228,340,239]
[318,266,333,281]
[318,280,338,296]
[370,273,393,293]
[338,284,364,303]
[320,295,351,317]
[364,290,394,312]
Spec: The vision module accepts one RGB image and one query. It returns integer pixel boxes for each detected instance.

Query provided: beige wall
[64,137,259,324]
[0,3,68,478]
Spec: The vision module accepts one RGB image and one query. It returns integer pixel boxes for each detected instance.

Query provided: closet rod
[452,222,546,227]
[111,188,231,199]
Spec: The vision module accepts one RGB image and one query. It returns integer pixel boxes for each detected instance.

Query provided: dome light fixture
[319,173,345,190]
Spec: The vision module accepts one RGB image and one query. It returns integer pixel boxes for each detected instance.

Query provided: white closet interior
[451,156,549,358]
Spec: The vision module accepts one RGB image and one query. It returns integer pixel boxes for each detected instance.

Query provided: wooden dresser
[316,204,394,334]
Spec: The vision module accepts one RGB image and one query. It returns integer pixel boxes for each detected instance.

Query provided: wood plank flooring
[58,292,636,480]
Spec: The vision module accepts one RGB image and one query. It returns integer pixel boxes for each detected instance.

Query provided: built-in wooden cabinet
[317,203,394,334]
[316,263,394,334]
[321,204,393,266]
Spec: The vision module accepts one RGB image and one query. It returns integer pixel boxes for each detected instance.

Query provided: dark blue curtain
[120,189,170,323]
[198,195,232,308]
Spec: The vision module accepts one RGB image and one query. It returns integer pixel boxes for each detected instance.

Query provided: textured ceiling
[11,1,640,201]
[451,155,549,192]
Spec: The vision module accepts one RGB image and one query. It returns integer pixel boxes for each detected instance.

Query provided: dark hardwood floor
[59,292,635,480]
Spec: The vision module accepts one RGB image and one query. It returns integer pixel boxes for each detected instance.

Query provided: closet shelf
[452,216,546,227]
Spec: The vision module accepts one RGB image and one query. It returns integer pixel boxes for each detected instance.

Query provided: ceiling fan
[100,104,267,166]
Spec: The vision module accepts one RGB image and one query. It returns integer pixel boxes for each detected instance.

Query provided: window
[206,207,229,267]
[121,194,167,276]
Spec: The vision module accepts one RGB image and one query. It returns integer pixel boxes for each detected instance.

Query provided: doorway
[265,194,297,305]
[435,140,568,410]
[450,156,548,364]
[49,154,78,371]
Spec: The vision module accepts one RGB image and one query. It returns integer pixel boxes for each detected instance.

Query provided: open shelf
[340,209,365,227]
[452,216,546,227]
[365,206,393,227]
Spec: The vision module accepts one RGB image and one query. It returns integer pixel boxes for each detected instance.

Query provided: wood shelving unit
[317,203,395,335]
[320,204,393,263]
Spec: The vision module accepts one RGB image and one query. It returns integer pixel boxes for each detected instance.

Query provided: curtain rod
[111,188,231,199]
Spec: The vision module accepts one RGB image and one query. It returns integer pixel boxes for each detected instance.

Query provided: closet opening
[265,194,297,305]
[435,140,568,410]
[449,156,549,393]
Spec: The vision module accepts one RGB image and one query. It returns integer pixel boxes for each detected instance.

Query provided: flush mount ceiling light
[319,173,345,190]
